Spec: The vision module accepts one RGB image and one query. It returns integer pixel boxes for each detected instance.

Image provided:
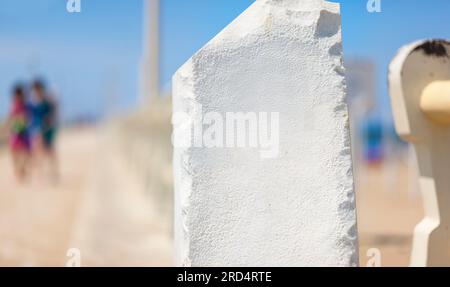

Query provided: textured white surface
[173,0,358,267]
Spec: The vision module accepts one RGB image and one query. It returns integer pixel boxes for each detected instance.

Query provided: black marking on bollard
[413,40,450,58]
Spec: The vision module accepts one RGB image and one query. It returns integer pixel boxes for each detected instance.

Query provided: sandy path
[0,126,173,266]
[356,159,423,267]
[0,128,95,266]
[68,126,173,266]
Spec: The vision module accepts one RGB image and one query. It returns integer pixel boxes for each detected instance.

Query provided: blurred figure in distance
[29,79,59,183]
[7,84,31,182]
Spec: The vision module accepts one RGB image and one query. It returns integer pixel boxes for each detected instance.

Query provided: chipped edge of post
[173,59,196,267]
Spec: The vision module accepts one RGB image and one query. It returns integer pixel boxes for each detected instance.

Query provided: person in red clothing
[7,84,31,182]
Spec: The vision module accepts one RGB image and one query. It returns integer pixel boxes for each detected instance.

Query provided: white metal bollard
[389,39,450,267]
[172,0,358,267]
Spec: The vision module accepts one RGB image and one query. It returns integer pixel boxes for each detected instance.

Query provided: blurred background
[0,0,449,267]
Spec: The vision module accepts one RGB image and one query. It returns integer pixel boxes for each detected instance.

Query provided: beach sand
[0,126,173,266]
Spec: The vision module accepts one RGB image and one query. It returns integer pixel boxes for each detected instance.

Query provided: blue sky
[1,0,450,122]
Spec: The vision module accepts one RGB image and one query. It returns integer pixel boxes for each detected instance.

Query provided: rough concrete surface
[173,0,358,267]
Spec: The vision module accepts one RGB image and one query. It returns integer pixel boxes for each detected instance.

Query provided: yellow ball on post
[420,81,450,125]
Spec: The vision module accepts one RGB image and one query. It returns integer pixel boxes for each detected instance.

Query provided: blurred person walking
[29,79,59,183]
[7,84,31,182]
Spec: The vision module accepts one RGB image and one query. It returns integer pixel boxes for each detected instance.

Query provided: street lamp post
[140,0,160,102]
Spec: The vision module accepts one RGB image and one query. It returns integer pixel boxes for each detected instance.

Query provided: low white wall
[111,99,173,222]
[173,0,358,267]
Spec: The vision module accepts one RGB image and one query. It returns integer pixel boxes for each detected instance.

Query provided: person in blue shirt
[29,79,59,181]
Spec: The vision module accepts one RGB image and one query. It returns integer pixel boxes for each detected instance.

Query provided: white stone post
[172,0,358,267]
[389,39,450,267]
